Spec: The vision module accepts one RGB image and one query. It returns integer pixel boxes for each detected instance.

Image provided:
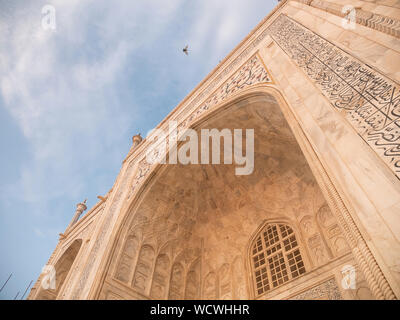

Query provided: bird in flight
[183,45,189,55]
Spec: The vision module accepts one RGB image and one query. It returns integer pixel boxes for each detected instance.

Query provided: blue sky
[0,0,276,299]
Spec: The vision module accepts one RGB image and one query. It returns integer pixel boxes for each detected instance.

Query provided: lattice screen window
[251,223,306,296]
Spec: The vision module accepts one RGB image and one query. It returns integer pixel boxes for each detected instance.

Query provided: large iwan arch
[92,89,371,300]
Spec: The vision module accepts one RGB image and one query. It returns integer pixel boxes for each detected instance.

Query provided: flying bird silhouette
[183,45,189,55]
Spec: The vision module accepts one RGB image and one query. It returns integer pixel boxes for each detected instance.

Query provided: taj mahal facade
[28,0,400,300]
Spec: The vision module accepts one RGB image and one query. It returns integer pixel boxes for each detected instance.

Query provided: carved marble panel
[232,256,247,299]
[115,235,139,283]
[308,234,329,266]
[105,291,125,300]
[150,254,170,299]
[269,14,400,179]
[185,259,201,299]
[219,264,232,300]
[203,272,218,299]
[168,263,185,300]
[289,278,343,300]
[317,205,350,257]
[300,215,317,236]
[132,245,155,293]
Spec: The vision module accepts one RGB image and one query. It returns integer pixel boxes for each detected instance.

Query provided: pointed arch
[168,262,185,300]
[36,239,82,300]
[203,271,217,299]
[150,253,171,299]
[132,245,155,294]
[184,259,201,299]
[219,263,232,300]
[115,234,140,283]
[232,256,247,299]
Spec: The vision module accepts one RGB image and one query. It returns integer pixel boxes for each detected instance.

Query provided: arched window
[251,223,306,296]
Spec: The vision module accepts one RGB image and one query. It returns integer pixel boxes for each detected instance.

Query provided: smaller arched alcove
[36,239,82,300]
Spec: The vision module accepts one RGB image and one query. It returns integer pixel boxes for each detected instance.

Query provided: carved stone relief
[184,259,201,299]
[232,256,247,299]
[132,245,155,293]
[269,14,400,179]
[289,277,343,300]
[115,235,139,283]
[168,263,185,300]
[308,234,329,266]
[105,291,125,300]
[203,272,218,299]
[219,264,233,300]
[300,214,330,267]
[150,254,170,299]
[300,215,316,236]
[317,205,350,257]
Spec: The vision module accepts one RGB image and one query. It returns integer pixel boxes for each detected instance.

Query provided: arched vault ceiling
[127,94,327,267]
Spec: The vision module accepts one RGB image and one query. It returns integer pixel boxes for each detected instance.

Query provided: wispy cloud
[0,0,185,212]
[0,0,272,211]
